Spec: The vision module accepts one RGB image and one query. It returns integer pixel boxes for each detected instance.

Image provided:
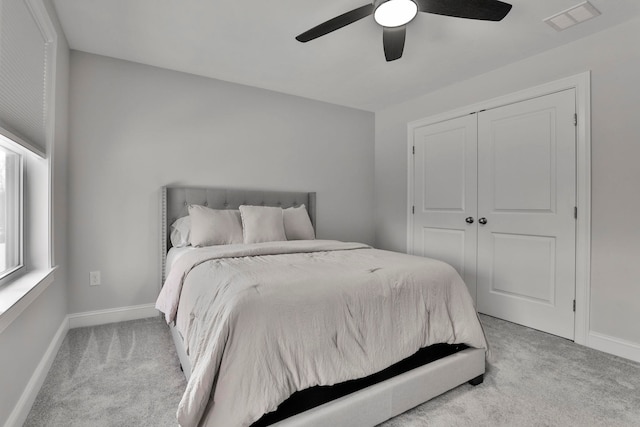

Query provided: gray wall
[67,51,375,314]
[0,0,69,422]
[375,17,640,346]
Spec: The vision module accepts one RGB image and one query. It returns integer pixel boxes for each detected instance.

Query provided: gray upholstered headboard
[160,186,316,283]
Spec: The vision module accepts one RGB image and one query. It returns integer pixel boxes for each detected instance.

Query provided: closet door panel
[491,233,556,304]
[476,89,577,339]
[412,115,478,302]
[492,111,554,211]
[421,129,466,211]
[418,228,465,277]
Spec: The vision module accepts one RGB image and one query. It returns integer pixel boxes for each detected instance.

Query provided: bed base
[272,347,485,427]
[170,324,484,426]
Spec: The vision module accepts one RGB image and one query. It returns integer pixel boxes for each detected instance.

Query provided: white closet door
[412,115,478,302]
[476,89,576,339]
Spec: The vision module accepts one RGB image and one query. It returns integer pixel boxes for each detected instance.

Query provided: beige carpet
[25,315,640,426]
[381,315,640,426]
[24,318,185,427]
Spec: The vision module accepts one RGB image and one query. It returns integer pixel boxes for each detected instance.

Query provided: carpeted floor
[380,315,640,427]
[24,318,185,427]
[25,315,640,427]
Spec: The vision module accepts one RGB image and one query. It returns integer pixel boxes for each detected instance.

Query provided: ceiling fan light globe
[374,0,418,28]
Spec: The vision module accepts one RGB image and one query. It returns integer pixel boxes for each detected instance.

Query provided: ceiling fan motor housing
[373,0,419,27]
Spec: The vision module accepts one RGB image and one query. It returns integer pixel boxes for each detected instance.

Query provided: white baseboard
[4,315,69,427]
[588,331,640,364]
[68,303,159,329]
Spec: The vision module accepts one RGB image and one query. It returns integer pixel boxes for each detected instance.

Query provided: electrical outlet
[90,271,101,286]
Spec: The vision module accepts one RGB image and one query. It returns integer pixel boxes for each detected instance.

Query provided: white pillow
[188,205,243,247]
[239,205,287,244]
[283,204,315,240]
[170,216,191,248]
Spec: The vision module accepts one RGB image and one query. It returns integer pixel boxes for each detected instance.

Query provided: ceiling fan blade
[296,4,374,42]
[415,0,512,21]
[383,26,406,62]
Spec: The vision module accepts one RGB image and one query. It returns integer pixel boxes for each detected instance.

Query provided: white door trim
[407,71,591,345]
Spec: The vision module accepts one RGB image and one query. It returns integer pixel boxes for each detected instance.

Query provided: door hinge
[574,206,577,219]
[574,113,577,126]
[412,146,415,155]
[573,300,576,312]
[412,206,415,214]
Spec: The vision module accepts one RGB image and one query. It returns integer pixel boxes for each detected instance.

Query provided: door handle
[478,217,488,225]
[465,217,474,224]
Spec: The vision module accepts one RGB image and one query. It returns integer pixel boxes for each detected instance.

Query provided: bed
[157,185,487,427]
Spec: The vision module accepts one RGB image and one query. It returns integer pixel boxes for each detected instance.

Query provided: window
[0,0,56,324]
[0,136,23,284]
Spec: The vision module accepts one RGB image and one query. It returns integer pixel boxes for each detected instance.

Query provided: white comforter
[156,240,487,427]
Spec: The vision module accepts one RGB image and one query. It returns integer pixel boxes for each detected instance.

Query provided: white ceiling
[52,0,640,111]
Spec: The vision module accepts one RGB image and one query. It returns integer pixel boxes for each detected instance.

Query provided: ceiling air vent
[544,1,601,32]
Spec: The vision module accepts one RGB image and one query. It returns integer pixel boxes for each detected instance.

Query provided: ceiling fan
[296,0,513,61]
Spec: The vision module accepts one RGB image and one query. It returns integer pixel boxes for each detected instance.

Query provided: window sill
[0,267,57,335]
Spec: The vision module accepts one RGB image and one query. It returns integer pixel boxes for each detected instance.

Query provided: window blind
[0,0,52,158]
